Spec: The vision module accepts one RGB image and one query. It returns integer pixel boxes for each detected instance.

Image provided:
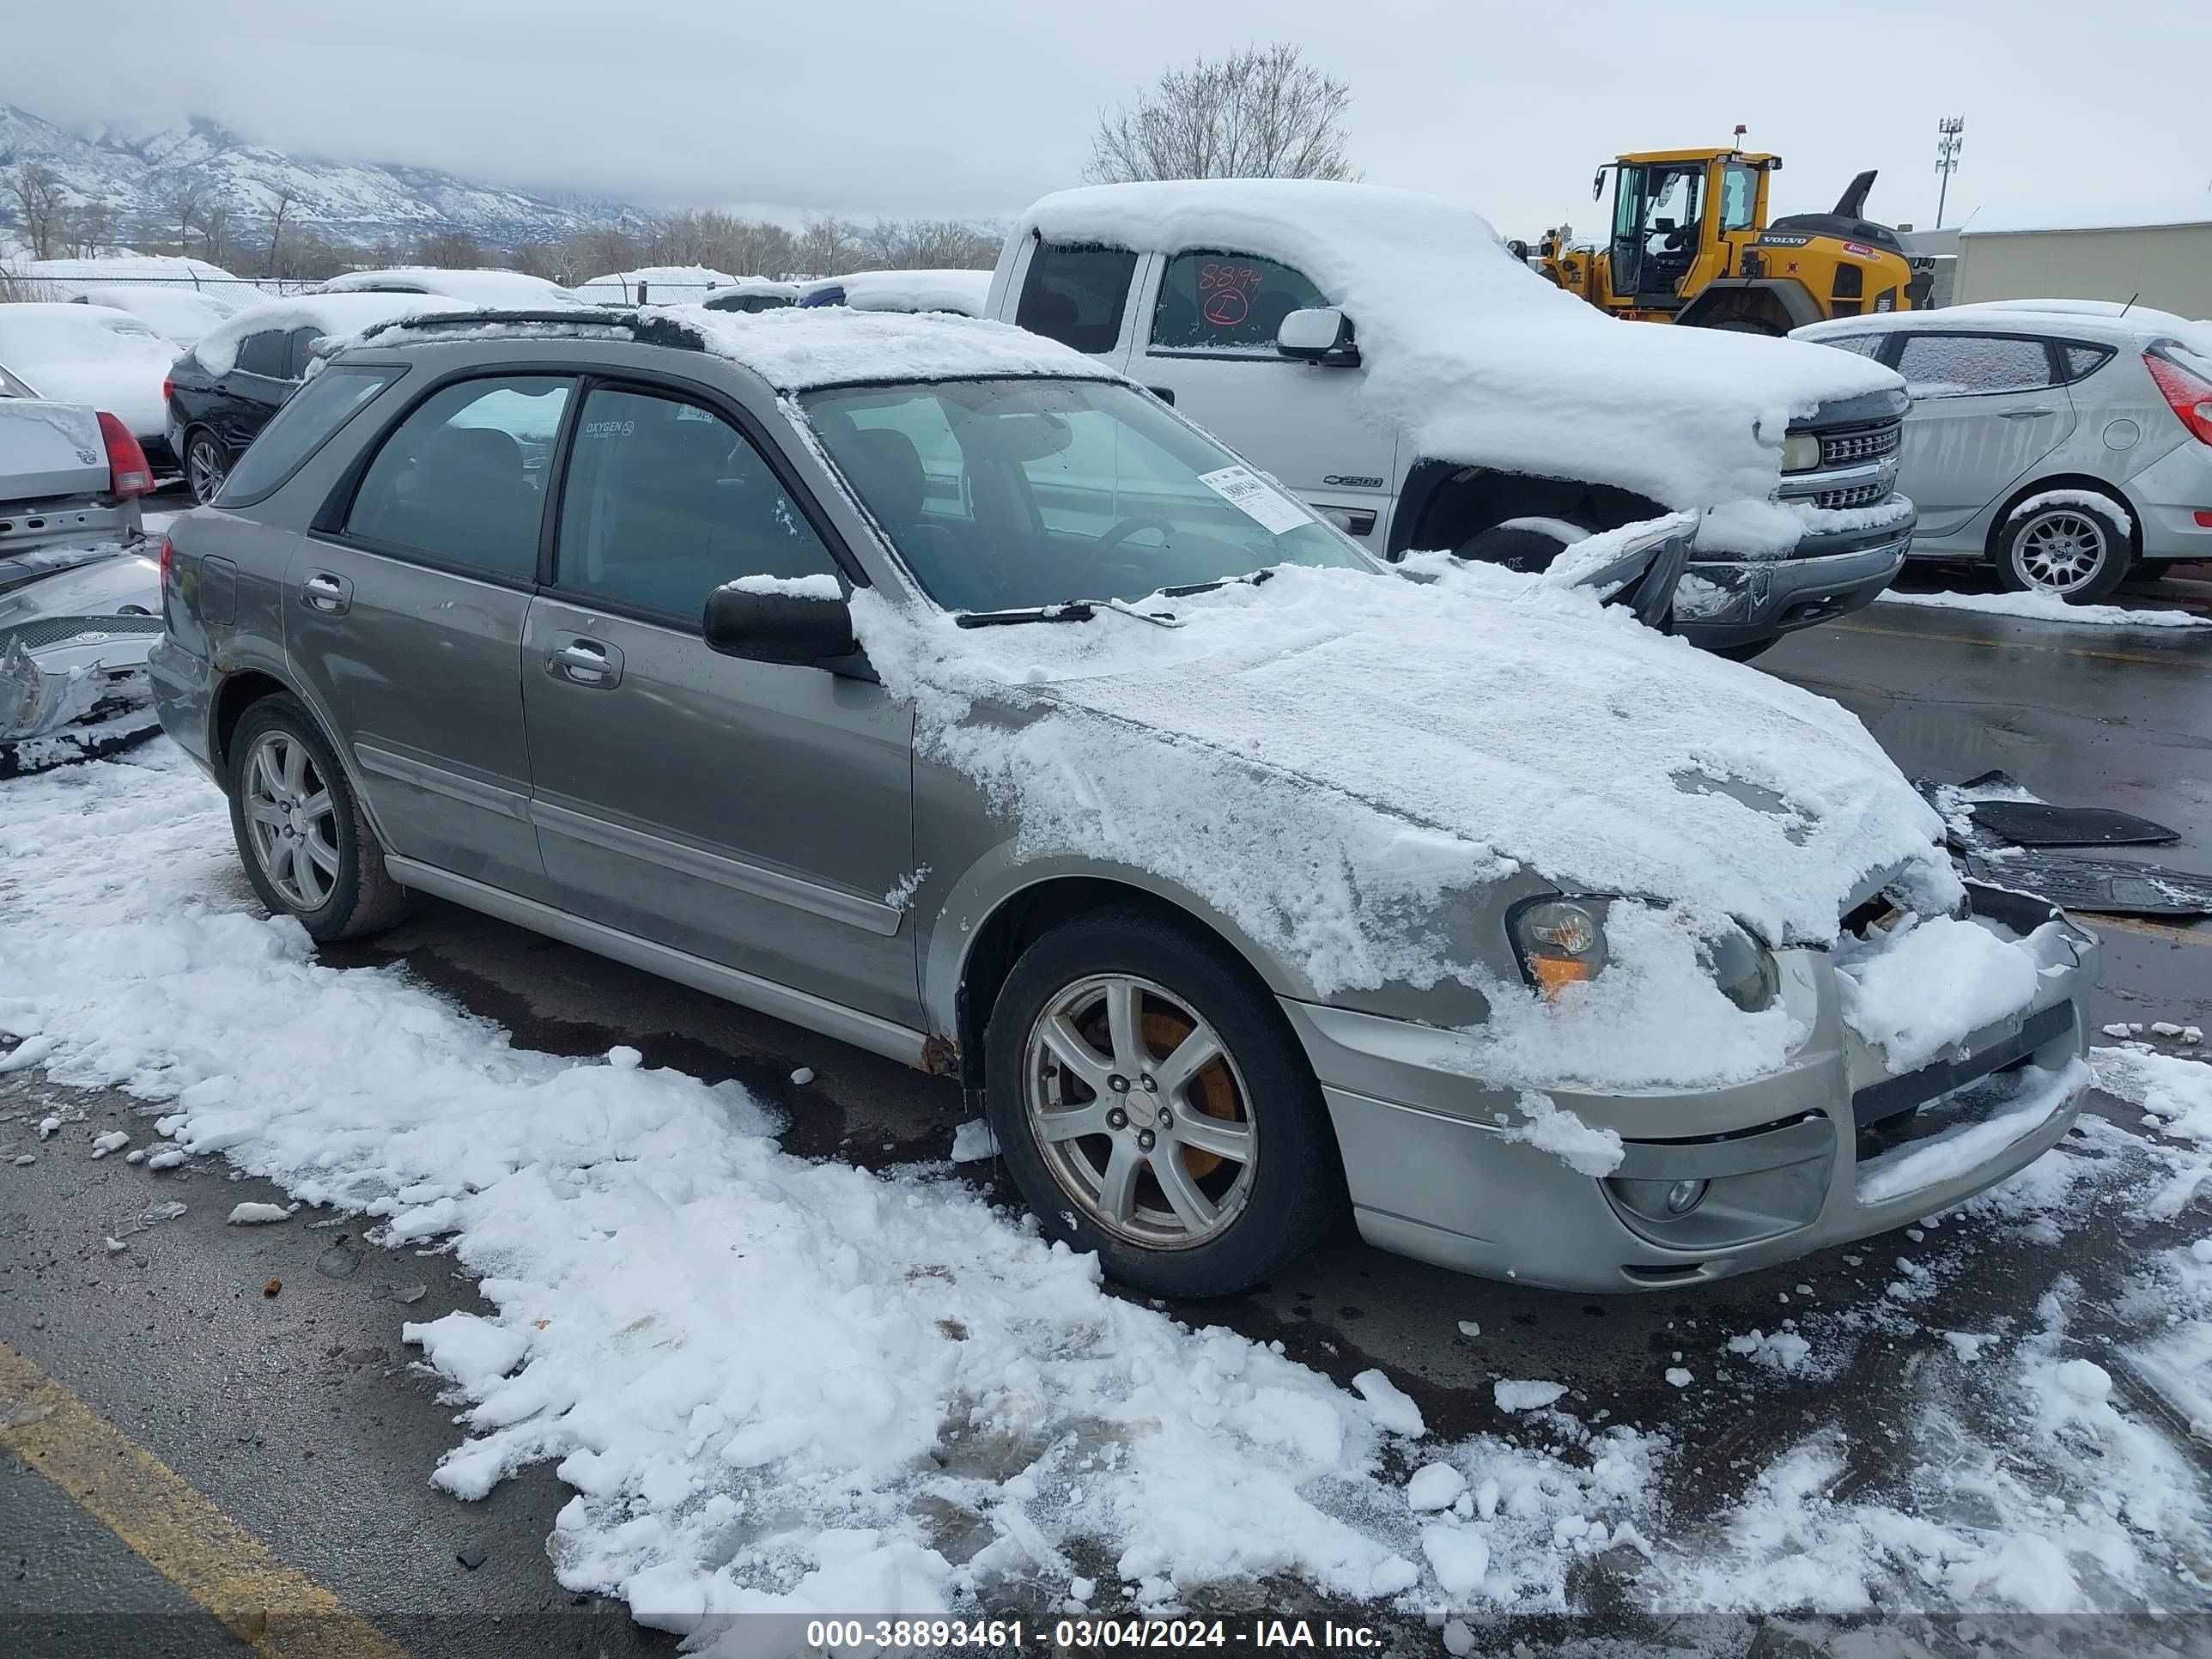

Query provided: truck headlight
[1780,432,1822,473]
[1510,897,1611,1000]
[1700,921,1778,1012]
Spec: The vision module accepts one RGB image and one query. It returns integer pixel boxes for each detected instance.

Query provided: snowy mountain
[0,102,649,249]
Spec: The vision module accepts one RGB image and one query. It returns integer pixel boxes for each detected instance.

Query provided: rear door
[520,380,920,1027]
[1006,238,1145,373]
[287,371,577,902]
[1134,248,1399,549]
[1891,332,2076,537]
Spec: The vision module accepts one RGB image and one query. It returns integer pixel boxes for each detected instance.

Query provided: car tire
[983,906,1346,1297]
[1712,637,1779,663]
[1455,515,1595,574]
[1993,497,2134,605]
[184,430,228,506]
[226,695,412,943]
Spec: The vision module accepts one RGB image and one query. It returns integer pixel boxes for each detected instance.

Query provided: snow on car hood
[856,561,1960,1004]
[1018,181,1905,513]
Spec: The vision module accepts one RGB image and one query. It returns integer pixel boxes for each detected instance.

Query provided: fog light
[1665,1178,1709,1215]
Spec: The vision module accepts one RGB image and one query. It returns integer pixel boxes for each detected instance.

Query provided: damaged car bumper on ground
[1285,882,2095,1293]
[0,544,165,768]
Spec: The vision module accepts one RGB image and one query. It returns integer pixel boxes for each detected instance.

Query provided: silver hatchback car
[150,306,2095,1297]
[1795,301,2212,602]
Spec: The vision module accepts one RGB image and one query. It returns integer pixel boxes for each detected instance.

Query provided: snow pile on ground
[852,559,1953,1085]
[1019,180,1903,529]
[1875,587,2212,629]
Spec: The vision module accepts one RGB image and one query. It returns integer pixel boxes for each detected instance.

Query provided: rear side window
[233,331,289,379]
[2059,343,2115,383]
[553,386,839,622]
[217,366,401,505]
[1151,252,1328,353]
[1896,333,2053,398]
[345,375,576,582]
[1016,241,1138,354]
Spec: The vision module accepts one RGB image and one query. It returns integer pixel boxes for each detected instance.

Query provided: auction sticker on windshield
[1197,465,1314,535]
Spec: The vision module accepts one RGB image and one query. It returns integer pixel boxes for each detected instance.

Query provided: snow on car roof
[192,292,457,375]
[1796,300,2212,355]
[349,303,1119,393]
[0,301,177,359]
[568,264,744,302]
[76,286,241,349]
[799,270,993,316]
[1018,180,1905,511]
[316,267,586,308]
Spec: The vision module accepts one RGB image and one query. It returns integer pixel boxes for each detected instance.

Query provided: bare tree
[5,165,70,260]
[65,198,112,258]
[414,228,483,269]
[167,179,207,256]
[258,179,301,277]
[1086,43,1358,184]
[561,225,641,283]
[507,241,568,283]
[794,216,864,278]
[201,200,234,269]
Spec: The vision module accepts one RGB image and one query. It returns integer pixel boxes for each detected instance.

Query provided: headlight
[1699,921,1778,1012]
[1780,432,1822,473]
[1510,897,1611,1000]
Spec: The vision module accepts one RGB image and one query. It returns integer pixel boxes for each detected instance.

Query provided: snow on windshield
[852,560,1957,1088]
[1019,181,1905,514]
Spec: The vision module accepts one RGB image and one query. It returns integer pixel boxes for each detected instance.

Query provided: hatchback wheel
[185,432,228,505]
[984,907,1345,1297]
[1995,498,2133,604]
[227,696,412,942]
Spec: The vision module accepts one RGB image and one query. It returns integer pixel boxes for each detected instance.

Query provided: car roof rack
[354,307,710,354]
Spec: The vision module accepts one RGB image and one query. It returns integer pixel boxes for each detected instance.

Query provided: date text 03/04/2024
[804,1617,1384,1650]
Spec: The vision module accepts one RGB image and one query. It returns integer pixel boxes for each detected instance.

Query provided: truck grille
[1819,423,1901,467]
[1810,480,1892,511]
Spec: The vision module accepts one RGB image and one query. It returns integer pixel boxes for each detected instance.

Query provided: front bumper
[1674,520,1911,651]
[1285,883,2096,1292]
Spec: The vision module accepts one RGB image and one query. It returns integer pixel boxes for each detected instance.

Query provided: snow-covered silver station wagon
[149,305,2096,1297]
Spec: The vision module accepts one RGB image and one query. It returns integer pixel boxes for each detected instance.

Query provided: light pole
[1935,116,1966,229]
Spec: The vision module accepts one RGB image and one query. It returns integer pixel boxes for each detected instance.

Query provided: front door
[520,380,921,1027]
[1892,332,2076,538]
[1133,248,1399,549]
[287,371,577,902]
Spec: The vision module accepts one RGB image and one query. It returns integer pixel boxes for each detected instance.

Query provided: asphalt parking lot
[4,585,2211,1654]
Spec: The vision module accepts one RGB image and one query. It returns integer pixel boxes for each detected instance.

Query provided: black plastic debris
[456,1545,488,1571]
[1967,800,2179,848]
[1966,854,2212,918]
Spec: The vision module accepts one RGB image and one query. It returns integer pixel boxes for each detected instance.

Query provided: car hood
[1018,181,1906,514]
[860,562,1957,994]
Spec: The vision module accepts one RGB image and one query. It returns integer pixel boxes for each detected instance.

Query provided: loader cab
[1603,149,1775,313]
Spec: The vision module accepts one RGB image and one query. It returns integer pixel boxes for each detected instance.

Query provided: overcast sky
[12,0,2209,237]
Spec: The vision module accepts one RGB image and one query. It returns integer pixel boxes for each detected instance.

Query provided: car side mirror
[702,580,858,667]
[1276,307,1359,368]
[1656,216,1676,233]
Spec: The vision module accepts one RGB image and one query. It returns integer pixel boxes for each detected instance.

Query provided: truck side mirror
[1276,307,1359,368]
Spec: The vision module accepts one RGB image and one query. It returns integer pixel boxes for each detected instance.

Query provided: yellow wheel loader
[1526,140,1935,333]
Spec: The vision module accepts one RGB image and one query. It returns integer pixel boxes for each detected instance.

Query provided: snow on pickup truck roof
[350,304,1120,394]
[1018,180,1905,512]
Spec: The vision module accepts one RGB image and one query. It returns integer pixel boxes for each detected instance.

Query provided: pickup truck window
[1015,242,1139,355]
[805,377,1367,614]
[1152,252,1328,353]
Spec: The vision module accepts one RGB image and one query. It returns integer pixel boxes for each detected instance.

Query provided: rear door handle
[547,637,623,689]
[1997,407,2055,419]
[300,572,351,614]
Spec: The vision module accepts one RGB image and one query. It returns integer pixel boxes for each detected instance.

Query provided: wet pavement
[4,592,2211,1650]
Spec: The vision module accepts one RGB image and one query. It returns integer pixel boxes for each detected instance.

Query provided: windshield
[803,378,1372,613]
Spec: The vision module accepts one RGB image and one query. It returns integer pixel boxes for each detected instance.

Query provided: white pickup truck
[984,180,1918,657]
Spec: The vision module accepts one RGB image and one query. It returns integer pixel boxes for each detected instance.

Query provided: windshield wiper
[955,599,1182,629]
[1160,568,1276,599]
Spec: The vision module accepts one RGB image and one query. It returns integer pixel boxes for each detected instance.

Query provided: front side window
[1015,242,1139,355]
[219,365,400,504]
[805,377,1370,615]
[345,375,576,581]
[283,327,325,380]
[1896,334,2053,398]
[1151,252,1328,353]
[1812,333,1887,360]
[233,331,289,379]
[553,386,839,622]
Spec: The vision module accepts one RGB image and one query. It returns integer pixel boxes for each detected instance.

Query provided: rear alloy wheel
[227,696,413,942]
[185,431,228,505]
[1995,499,2133,605]
[985,908,1344,1297]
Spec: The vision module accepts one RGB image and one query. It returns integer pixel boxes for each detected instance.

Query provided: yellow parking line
[1832,617,2202,669]
[0,1340,408,1659]
[2075,912,2212,948]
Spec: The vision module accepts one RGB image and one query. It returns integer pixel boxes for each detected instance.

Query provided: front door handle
[1997,407,2056,419]
[547,637,623,689]
[300,572,351,614]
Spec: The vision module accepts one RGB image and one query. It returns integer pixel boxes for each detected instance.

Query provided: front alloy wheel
[1024,974,1258,1249]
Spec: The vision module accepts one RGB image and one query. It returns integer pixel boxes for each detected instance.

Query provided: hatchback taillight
[2145,348,2212,447]
[97,411,155,497]
[161,375,174,405]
